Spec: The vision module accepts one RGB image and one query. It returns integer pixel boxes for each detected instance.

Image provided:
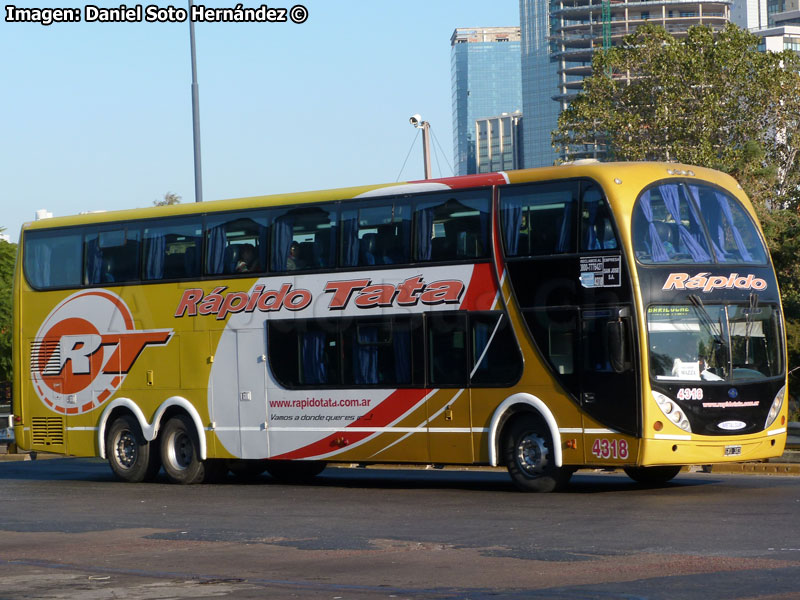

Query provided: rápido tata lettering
[662,272,767,293]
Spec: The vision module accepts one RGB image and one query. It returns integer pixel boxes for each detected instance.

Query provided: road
[0,458,798,599]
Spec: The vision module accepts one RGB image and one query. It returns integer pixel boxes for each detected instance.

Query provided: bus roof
[19,162,744,234]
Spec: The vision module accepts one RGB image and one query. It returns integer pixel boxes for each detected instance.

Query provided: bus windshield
[633,181,767,265]
[647,304,783,382]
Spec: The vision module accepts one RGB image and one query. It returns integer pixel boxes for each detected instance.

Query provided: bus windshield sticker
[662,272,767,293]
[579,256,621,288]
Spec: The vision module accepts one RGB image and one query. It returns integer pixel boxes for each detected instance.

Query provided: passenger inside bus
[235,244,259,273]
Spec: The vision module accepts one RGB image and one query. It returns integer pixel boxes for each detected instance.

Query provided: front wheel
[106,414,161,483]
[503,414,571,492]
[623,465,682,485]
[160,415,210,484]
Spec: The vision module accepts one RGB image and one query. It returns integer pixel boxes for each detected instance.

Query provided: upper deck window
[24,229,82,289]
[633,182,767,265]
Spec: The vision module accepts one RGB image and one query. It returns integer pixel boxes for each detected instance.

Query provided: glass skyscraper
[519,0,561,168]
[451,27,522,176]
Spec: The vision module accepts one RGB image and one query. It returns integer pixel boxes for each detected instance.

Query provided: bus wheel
[160,415,207,484]
[106,415,161,483]
[623,465,682,485]
[503,414,571,492]
[265,460,326,483]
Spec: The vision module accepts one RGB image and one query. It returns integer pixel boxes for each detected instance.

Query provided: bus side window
[580,186,618,252]
[469,313,523,386]
[268,320,340,387]
[24,230,82,289]
[271,206,337,272]
[414,192,490,263]
[85,228,140,285]
[427,312,469,387]
[500,181,579,257]
[339,202,411,268]
[143,218,203,281]
[205,213,268,275]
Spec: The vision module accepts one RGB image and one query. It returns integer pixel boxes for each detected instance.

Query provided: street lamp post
[189,0,203,202]
[409,114,432,180]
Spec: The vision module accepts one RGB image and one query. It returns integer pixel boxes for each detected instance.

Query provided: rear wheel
[265,460,326,483]
[106,415,160,483]
[623,465,682,485]
[160,415,209,484]
[503,414,571,492]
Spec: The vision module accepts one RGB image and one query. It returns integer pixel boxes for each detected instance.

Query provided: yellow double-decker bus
[12,162,788,491]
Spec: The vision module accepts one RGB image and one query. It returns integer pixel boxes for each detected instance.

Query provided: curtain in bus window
[206,225,227,274]
[300,330,327,385]
[660,184,710,262]
[415,206,434,261]
[271,216,294,272]
[86,237,103,284]
[144,234,166,279]
[556,202,573,253]
[715,190,754,262]
[340,215,359,267]
[582,188,617,251]
[27,241,51,288]
[638,190,670,262]
[501,203,522,256]
[353,326,379,385]
[393,328,411,383]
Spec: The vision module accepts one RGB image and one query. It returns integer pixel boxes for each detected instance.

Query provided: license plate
[724,445,742,457]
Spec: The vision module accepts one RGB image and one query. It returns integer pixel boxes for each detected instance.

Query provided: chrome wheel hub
[516,433,549,477]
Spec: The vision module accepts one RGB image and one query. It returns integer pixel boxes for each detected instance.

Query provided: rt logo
[31,290,172,415]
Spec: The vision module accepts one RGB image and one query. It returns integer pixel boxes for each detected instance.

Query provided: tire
[623,465,682,485]
[106,414,161,483]
[503,414,571,492]
[265,460,325,483]
[159,414,208,484]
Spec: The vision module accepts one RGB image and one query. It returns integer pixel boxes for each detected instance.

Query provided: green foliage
[555,23,800,381]
[153,192,182,207]
[0,237,17,383]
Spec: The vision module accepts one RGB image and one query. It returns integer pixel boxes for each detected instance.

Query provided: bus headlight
[653,391,692,433]
[764,385,786,429]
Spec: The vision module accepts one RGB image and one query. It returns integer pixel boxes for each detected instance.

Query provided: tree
[0,231,17,383]
[153,192,182,207]
[554,23,800,391]
[554,24,800,208]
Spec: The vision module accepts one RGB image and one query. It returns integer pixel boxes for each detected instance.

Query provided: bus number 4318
[592,438,629,460]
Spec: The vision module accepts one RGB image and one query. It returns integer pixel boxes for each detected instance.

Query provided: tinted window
[143,218,203,280]
[633,182,766,265]
[688,184,767,265]
[340,202,411,267]
[85,227,140,284]
[24,230,82,289]
[414,192,490,262]
[268,320,340,387]
[427,312,469,386]
[271,205,336,272]
[470,313,522,386]
[500,181,579,256]
[580,185,618,252]
[341,317,421,386]
[206,212,267,276]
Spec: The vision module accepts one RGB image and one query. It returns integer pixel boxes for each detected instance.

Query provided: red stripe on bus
[270,388,428,460]
[409,173,509,189]
[460,263,497,311]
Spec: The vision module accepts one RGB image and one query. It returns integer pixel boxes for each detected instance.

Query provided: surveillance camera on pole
[409,114,432,180]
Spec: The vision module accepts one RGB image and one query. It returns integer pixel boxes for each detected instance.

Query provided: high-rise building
[731,0,769,29]
[519,0,562,168]
[475,113,524,173]
[451,27,522,176]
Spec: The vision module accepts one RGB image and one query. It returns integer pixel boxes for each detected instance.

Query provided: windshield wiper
[688,294,727,349]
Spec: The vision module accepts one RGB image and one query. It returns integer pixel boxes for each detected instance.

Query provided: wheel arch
[97,396,207,461]
[488,393,562,468]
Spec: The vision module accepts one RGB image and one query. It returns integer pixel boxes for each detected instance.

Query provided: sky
[1,0,520,242]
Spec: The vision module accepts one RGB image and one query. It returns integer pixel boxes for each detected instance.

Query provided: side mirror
[607,319,629,373]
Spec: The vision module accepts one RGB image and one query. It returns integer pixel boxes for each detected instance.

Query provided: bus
[11,162,788,491]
